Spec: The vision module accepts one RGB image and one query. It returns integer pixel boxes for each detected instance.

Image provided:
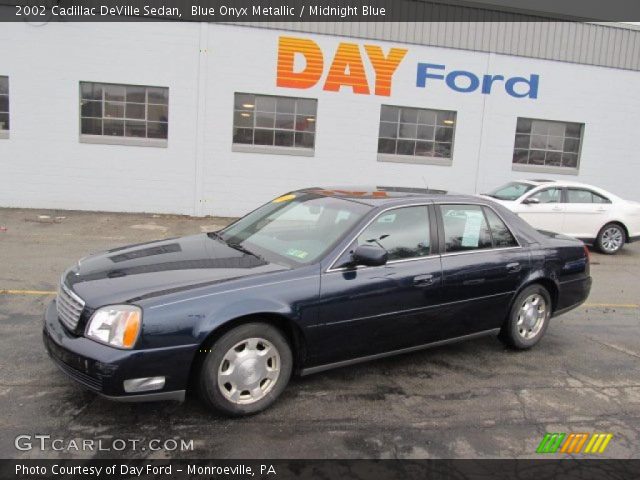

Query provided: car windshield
[216,193,371,266]
[487,182,535,201]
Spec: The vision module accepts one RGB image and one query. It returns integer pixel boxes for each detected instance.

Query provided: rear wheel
[596,223,625,254]
[500,284,551,349]
[198,323,292,416]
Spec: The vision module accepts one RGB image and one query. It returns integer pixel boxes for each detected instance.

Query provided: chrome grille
[57,283,85,332]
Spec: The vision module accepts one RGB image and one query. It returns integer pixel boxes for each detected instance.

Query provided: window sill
[512,163,579,176]
[232,144,314,157]
[377,153,452,166]
[79,135,168,148]
[0,130,8,139]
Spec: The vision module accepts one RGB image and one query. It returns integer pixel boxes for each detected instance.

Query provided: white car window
[566,189,611,204]
[528,188,562,204]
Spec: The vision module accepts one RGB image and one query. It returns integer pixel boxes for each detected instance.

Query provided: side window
[528,187,562,204]
[566,189,593,203]
[484,208,518,248]
[567,189,611,204]
[592,192,611,204]
[357,206,430,261]
[440,205,492,252]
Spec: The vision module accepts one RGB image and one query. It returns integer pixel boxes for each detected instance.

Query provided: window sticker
[273,194,296,203]
[285,248,309,259]
[461,211,484,247]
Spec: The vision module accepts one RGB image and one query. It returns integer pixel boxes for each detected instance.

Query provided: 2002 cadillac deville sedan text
[44,187,592,416]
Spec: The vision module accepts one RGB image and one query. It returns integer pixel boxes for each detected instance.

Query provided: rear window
[484,208,518,248]
[440,205,492,252]
[566,189,611,204]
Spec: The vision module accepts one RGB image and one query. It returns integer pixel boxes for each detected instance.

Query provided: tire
[499,284,552,350]
[198,322,292,416]
[596,223,625,255]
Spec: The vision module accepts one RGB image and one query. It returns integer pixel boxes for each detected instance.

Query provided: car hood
[63,233,289,307]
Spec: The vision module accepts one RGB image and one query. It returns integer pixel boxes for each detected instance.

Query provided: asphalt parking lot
[1,207,639,459]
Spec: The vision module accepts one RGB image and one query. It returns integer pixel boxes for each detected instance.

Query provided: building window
[232,93,317,156]
[512,118,582,173]
[79,82,168,147]
[377,105,456,166]
[0,76,8,138]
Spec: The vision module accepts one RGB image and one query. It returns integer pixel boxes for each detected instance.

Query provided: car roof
[296,186,482,206]
[517,179,613,191]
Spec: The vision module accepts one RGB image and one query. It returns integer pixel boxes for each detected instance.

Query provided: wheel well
[186,313,307,393]
[511,278,558,315]
[601,221,629,241]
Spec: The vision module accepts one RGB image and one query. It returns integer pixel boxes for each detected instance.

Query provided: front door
[516,187,565,233]
[307,205,443,366]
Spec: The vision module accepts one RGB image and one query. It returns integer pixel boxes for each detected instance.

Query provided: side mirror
[522,197,540,205]
[352,244,388,267]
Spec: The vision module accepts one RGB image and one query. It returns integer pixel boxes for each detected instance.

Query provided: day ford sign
[276,36,540,99]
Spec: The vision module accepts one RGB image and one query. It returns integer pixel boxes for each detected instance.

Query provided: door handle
[413,274,434,286]
[463,278,485,286]
[552,206,563,211]
[506,262,521,273]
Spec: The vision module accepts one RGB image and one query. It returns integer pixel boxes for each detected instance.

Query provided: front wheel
[198,323,292,416]
[500,284,551,349]
[596,223,625,254]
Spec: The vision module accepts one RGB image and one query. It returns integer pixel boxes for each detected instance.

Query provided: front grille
[57,283,85,332]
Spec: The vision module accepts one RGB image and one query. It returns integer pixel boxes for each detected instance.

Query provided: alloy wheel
[601,226,623,253]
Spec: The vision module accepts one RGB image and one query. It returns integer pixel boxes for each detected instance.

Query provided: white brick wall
[1,22,639,217]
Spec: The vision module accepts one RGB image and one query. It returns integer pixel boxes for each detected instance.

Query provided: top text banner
[2,0,640,22]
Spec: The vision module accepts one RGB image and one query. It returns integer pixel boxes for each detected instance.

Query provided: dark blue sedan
[43,187,591,416]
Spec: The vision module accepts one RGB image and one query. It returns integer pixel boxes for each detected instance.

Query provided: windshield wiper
[226,242,265,261]
[208,231,265,261]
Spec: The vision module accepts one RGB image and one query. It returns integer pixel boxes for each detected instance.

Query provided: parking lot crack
[585,336,640,360]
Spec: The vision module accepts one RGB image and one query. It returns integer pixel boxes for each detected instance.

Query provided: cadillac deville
[43,187,591,416]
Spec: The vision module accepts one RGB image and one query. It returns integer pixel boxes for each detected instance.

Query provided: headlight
[85,305,142,349]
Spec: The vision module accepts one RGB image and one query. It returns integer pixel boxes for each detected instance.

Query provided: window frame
[512,117,584,176]
[355,205,432,262]
[78,81,169,148]
[435,203,521,256]
[564,188,612,204]
[231,92,317,157]
[521,186,564,204]
[326,203,439,272]
[377,104,457,167]
[0,75,9,139]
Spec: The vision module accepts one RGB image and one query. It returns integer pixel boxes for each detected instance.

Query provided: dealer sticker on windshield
[286,248,309,259]
[273,194,296,203]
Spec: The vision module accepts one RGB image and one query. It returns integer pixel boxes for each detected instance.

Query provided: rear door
[437,204,531,337]
[517,187,565,233]
[308,205,444,365]
[562,188,612,239]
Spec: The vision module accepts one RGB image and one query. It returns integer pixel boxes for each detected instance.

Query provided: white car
[482,180,640,254]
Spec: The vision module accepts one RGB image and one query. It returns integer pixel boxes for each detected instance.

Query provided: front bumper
[43,299,196,402]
